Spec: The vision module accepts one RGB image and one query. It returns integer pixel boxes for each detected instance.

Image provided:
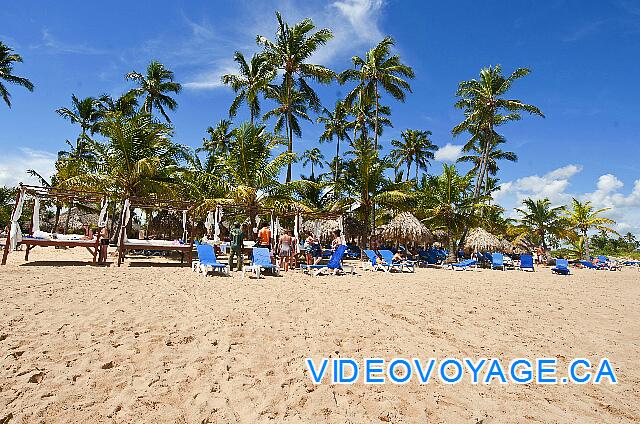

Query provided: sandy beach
[1,247,639,423]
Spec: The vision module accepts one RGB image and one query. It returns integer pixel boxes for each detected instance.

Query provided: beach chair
[363,249,384,271]
[519,254,535,272]
[579,260,604,269]
[379,249,414,272]
[242,247,280,279]
[195,244,229,276]
[447,258,477,271]
[491,252,505,270]
[305,245,354,276]
[552,258,571,275]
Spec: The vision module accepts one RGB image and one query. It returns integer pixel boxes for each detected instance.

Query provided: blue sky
[1,0,639,234]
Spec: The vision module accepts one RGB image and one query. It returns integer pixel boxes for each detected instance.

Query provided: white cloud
[32,29,106,55]
[434,143,463,162]
[496,164,640,236]
[0,148,56,187]
[183,59,237,90]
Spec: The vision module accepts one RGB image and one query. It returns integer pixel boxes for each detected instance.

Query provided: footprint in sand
[29,371,45,384]
[101,361,115,369]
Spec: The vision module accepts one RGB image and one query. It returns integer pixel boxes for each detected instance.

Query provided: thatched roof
[381,212,433,243]
[301,218,339,239]
[432,229,449,241]
[464,227,501,252]
[57,210,101,231]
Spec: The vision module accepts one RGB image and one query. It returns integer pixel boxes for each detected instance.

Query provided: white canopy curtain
[182,211,187,241]
[9,186,26,250]
[293,214,300,242]
[97,198,109,228]
[204,210,213,234]
[118,199,131,245]
[339,215,347,245]
[270,212,275,245]
[32,197,41,233]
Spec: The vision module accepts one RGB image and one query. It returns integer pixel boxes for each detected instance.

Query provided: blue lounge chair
[195,244,229,275]
[378,249,414,272]
[491,252,505,270]
[304,245,353,276]
[363,249,384,271]
[243,247,280,278]
[447,258,477,271]
[519,254,535,272]
[552,258,571,275]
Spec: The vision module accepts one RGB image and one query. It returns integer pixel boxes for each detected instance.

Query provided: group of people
[223,222,345,273]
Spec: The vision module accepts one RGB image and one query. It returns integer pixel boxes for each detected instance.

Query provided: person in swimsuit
[278,229,293,271]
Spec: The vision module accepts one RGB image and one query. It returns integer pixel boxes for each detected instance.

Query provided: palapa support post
[117,199,129,267]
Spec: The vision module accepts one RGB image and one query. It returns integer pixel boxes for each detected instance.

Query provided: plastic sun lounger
[491,252,505,270]
[363,249,384,271]
[242,247,280,279]
[519,254,535,272]
[552,258,571,275]
[304,245,354,276]
[378,249,414,272]
[447,259,478,271]
[194,244,229,276]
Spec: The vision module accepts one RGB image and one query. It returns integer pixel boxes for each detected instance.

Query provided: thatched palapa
[381,212,432,243]
[464,227,501,252]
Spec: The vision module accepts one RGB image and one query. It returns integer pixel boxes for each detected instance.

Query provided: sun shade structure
[2,184,109,265]
[464,227,502,252]
[381,212,433,243]
[117,196,197,267]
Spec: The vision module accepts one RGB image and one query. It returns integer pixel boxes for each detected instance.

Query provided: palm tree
[64,113,186,199]
[126,61,182,122]
[300,148,324,179]
[342,136,410,244]
[418,164,482,262]
[457,132,517,195]
[565,198,617,258]
[97,92,138,118]
[257,12,335,182]
[222,52,275,124]
[340,37,414,151]
[263,82,312,164]
[0,41,34,108]
[202,119,234,156]
[453,65,543,198]
[317,100,351,188]
[217,122,297,235]
[56,95,101,156]
[515,198,566,251]
[389,129,438,181]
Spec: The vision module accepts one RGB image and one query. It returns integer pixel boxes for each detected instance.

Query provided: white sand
[1,246,639,423]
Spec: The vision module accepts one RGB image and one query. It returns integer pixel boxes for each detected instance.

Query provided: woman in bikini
[278,229,293,272]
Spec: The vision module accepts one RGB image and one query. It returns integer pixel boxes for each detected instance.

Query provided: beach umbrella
[381,212,433,243]
[464,227,501,252]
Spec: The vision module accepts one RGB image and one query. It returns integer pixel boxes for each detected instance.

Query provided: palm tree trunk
[286,112,293,183]
[447,222,457,263]
[374,81,379,151]
[334,138,340,197]
[583,230,589,259]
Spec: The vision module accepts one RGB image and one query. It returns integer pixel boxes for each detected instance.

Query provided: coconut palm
[97,92,138,118]
[340,37,414,151]
[317,100,351,187]
[65,113,186,199]
[222,52,275,124]
[457,132,517,195]
[126,61,182,122]
[389,129,439,181]
[453,65,543,198]
[217,122,297,235]
[262,82,312,165]
[202,119,234,156]
[257,12,335,182]
[56,95,101,156]
[300,147,324,179]
[0,41,34,108]
[418,164,483,262]
[515,198,566,251]
[564,198,617,258]
[342,136,410,244]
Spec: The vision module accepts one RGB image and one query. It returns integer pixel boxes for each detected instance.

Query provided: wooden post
[1,188,23,266]
[117,200,128,267]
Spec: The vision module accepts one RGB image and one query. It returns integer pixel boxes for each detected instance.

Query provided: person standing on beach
[258,224,271,250]
[229,222,244,271]
[279,229,293,271]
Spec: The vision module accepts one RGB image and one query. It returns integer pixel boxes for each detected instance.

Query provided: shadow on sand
[20,261,111,267]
